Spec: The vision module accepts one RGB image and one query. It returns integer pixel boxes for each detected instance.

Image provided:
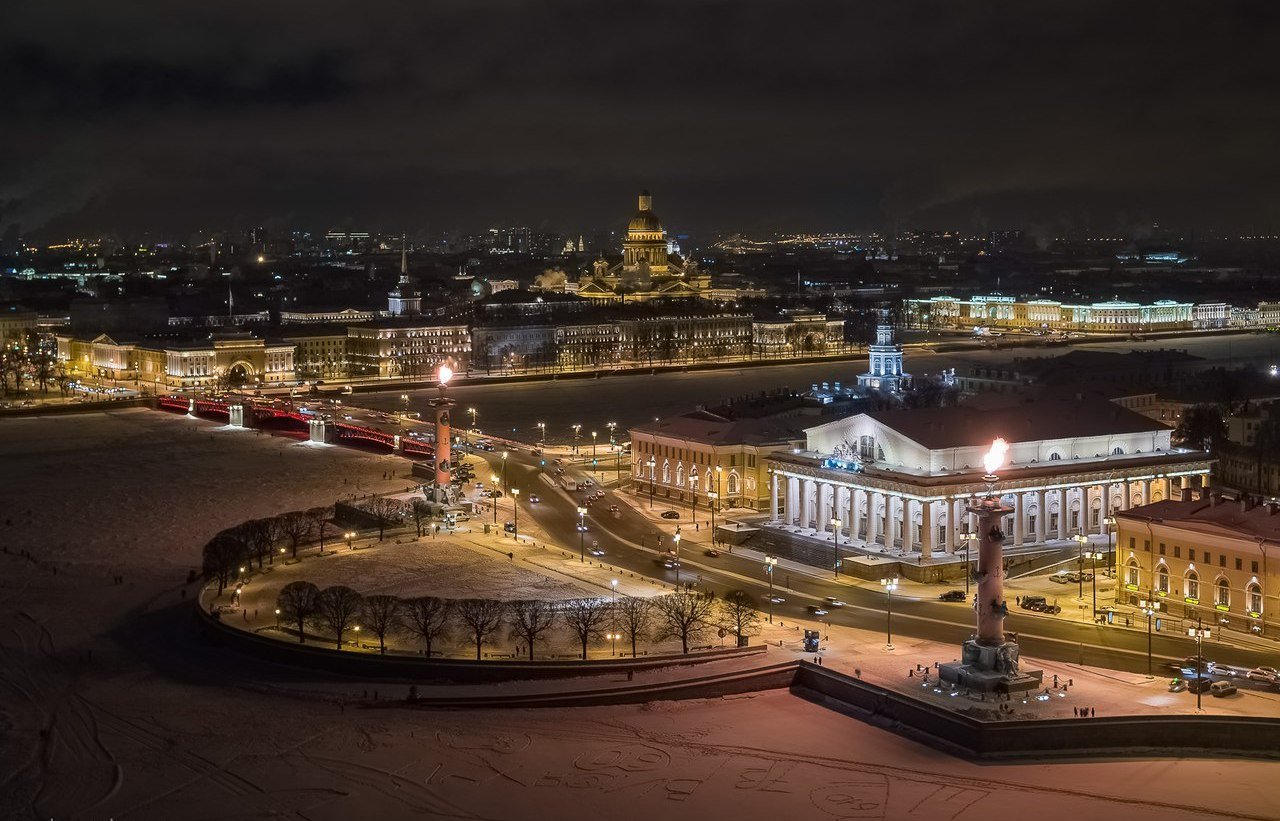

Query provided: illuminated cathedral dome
[627,190,664,234]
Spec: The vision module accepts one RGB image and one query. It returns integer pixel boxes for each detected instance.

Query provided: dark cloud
[4,0,1279,238]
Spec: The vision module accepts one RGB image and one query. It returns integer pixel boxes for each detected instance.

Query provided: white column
[850,488,861,542]
[819,483,832,532]
[1014,493,1025,547]
[787,477,799,525]
[899,497,910,551]
[1056,488,1067,539]
[868,492,881,545]
[1035,489,1047,543]
[770,472,779,521]
[1122,480,1132,511]
[921,500,934,562]
[946,498,958,554]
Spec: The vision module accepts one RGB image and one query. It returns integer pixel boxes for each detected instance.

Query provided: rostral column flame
[431,363,455,491]
[982,437,1009,495]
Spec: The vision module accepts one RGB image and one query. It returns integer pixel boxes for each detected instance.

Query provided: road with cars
[479,445,1280,689]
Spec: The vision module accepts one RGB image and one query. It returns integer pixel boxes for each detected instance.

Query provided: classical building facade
[573,192,712,302]
[763,399,1212,564]
[1113,495,1277,635]
[906,295,1194,333]
[346,319,470,378]
[751,311,846,358]
[857,309,910,393]
[57,331,296,388]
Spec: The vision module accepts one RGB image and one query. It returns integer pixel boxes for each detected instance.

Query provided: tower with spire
[857,308,911,393]
[387,235,421,316]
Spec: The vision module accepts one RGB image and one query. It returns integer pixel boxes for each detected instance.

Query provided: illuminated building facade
[906,295,1194,332]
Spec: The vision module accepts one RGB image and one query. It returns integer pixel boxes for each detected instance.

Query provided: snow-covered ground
[2,409,1278,820]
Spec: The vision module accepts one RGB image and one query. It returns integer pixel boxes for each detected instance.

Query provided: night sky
[4,1,1279,238]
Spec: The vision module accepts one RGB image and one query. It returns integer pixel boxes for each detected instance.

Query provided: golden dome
[627,190,663,233]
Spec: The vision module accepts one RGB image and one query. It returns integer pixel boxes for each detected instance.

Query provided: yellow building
[1114,494,1276,635]
[56,331,295,389]
[628,403,812,511]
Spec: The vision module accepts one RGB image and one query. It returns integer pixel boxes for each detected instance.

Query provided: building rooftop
[866,397,1170,450]
[631,407,813,447]
[1115,496,1280,543]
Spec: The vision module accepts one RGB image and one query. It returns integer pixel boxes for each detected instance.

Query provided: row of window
[1127,561,1264,614]
[1131,537,1262,573]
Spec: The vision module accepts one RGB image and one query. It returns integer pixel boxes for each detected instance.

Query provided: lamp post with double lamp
[1139,594,1162,677]
[960,530,978,597]
[1083,549,1105,618]
[1072,533,1090,601]
[647,455,656,509]
[537,421,546,451]
[467,407,477,447]
[400,393,409,420]
[511,488,520,542]
[577,506,587,562]
[591,430,598,480]
[501,450,508,490]
[764,555,778,623]
[572,423,581,456]
[708,490,719,548]
[690,466,699,524]
[1188,618,1211,710]
[352,625,360,650]
[880,576,899,650]
[672,528,682,585]
[830,517,842,579]
[345,531,356,551]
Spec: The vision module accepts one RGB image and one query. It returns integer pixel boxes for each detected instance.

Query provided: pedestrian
[1016,595,1021,606]
[1073,706,1078,717]
[1090,707,1095,718]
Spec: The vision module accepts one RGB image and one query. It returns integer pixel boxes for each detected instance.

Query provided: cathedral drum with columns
[763,398,1212,582]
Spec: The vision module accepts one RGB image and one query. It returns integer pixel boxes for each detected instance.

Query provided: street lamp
[491,474,500,524]
[400,393,409,419]
[708,491,719,548]
[467,407,477,448]
[511,488,520,541]
[830,517,842,579]
[1072,532,1090,600]
[501,450,508,489]
[274,607,281,628]
[1104,514,1117,573]
[1139,594,1162,677]
[1083,549,1105,618]
[1187,618,1211,711]
[764,555,778,623]
[537,421,546,449]
[591,430,598,480]
[690,465,700,523]
[647,455,656,509]
[577,506,587,561]
[611,578,618,605]
[673,528,682,585]
[960,530,978,597]
[572,423,581,455]
[606,630,619,656]
[880,576,899,650]
[345,532,355,551]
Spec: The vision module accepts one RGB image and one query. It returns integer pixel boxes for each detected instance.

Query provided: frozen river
[352,332,1280,444]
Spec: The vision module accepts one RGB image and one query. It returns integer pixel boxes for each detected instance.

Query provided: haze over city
[4,4,1280,821]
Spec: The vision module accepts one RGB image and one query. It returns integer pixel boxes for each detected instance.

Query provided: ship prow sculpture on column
[939,438,1044,693]
[422,363,460,512]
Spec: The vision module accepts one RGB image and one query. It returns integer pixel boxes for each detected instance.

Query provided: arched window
[858,435,875,460]
[1157,566,1169,594]
[1248,583,1263,615]
[1112,446,1125,456]
[661,461,670,484]
[675,463,684,487]
[1127,559,1140,588]
[1185,569,1199,601]
[1216,578,1230,608]
[727,471,741,496]
[1049,452,1062,461]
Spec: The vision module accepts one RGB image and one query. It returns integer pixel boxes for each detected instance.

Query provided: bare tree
[278,511,311,560]
[305,506,333,552]
[613,596,653,658]
[410,499,431,537]
[455,598,507,660]
[652,592,718,654]
[560,597,611,660]
[507,599,558,660]
[315,585,364,649]
[402,596,453,657]
[243,517,284,568]
[366,496,404,540]
[360,594,403,654]
[718,590,761,646]
[276,580,320,643]
[201,532,247,595]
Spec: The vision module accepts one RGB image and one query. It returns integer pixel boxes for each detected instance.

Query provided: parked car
[1247,666,1279,683]
[661,510,680,520]
[503,521,516,534]
[938,590,967,602]
[1186,677,1213,694]
[1168,678,1187,693]
[1210,681,1239,697]
[1049,573,1070,584]
[1021,596,1048,609]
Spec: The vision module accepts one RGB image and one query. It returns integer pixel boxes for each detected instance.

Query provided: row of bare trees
[273,585,764,659]
[201,507,335,594]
